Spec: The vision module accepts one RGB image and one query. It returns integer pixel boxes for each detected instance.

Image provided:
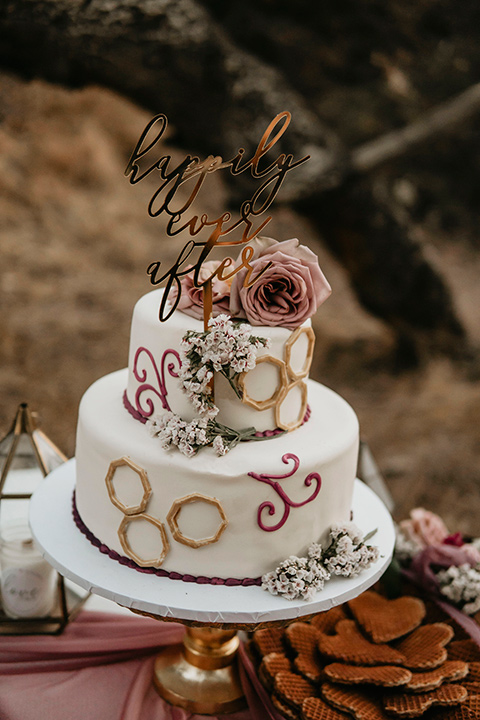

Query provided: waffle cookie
[348,591,426,643]
[383,684,468,717]
[286,622,323,682]
[464,691,480,715]
[317,619,406,666]
[321,683,390,720]
[405,660,469,692]
[302,696,351,720]
[448,639,480,663]
[259,652,292,689]
[251,589,478,720]
[323,663,412,688]
[310,606,347,635]
[253,626,286,658]
[272,693,300,720]
[274,670,317,712]
[286,622,320,658]
[395,623,454,670]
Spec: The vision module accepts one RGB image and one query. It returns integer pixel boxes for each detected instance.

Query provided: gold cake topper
[125,111,310,329]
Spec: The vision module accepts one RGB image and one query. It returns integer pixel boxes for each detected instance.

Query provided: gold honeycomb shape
[237,355,288,411]
[236,326,315,432]
[118,514,170,568]
[284,326,315,381]
[166,493,228,548]
[274,379,309,432]
[105,456,152,516]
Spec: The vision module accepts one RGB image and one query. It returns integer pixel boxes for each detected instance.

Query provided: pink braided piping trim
[72,491,262,587]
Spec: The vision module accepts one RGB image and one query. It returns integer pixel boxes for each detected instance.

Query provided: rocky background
[1,0,480,534]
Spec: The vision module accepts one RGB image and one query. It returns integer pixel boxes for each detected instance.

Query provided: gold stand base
[153,627,246,715]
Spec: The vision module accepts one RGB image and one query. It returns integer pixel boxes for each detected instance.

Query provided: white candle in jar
[0,521,57,618]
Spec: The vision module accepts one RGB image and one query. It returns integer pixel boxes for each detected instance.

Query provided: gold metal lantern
[0,403,89,634]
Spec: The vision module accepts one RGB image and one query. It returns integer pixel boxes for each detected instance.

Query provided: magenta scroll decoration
[248,453,321,532]
[133,347,181,417]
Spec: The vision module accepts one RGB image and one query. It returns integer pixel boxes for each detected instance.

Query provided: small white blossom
[436,563,480,615]
[329,522,363,544]
[179,317,269,418]
[147,413,211,456]
[303,586,317,601]
[261,555,330,601]
[323,525,379,578]
[262,524,380,601]
[212,435,227,456]
[307,542,323,561]
[148,408,266,456]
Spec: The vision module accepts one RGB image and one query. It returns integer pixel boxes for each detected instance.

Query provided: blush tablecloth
[0,611,283,720]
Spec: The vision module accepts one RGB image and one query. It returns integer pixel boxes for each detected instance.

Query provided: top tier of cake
[125,289,315,434]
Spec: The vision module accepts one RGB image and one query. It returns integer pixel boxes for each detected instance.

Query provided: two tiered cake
[74,238,360,587]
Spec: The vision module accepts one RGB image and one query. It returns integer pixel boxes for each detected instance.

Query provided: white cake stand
[30,460,395,714]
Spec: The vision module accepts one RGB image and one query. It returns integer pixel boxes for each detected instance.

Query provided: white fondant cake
[76,371,358,578]
[74,288,360,581]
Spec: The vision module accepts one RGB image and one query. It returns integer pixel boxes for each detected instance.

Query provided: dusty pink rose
[399,508,449,549]
[229,237,331,328]
[169,261,230,320]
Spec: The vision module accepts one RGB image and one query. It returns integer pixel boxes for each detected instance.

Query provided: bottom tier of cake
[74,370,359,580]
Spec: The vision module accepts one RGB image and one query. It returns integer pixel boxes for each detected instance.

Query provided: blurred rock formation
[3,0,480,361]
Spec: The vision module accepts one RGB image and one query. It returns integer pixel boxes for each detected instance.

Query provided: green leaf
[363,528,378,543]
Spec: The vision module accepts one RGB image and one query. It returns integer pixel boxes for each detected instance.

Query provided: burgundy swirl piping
[132,347,181,418]
[248,453,321,532]
[72,491,262,587]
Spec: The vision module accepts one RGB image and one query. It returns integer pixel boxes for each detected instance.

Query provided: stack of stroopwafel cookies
[248,589,480,719]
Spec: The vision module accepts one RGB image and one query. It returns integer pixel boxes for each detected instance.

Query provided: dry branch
[351,83,480,174]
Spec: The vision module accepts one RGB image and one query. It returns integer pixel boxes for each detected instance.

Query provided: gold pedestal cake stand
[152,624,244,714]
[29,460,395,715]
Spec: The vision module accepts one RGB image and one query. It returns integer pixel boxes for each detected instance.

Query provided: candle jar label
[1,566,56,618]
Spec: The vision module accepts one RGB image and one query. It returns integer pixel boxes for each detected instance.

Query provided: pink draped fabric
[0,611,279,720]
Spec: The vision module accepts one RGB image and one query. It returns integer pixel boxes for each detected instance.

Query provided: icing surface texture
[76,369,359,578]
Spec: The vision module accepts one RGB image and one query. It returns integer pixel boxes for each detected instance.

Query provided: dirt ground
[1,72,479,535]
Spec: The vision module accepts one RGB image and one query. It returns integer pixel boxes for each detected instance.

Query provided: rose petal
[230,237,331,328]
[170,261,231,320]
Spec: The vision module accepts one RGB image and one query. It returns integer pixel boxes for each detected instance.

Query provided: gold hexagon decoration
[274,379,308,432]
[118,513,170,567]
[284,326,315,381]
[105,456,152,516]
[166,493,228,549]
[237,355,288,411]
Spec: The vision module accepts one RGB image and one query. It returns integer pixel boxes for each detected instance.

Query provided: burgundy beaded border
[123,389,311,436]
[123,390,148,423]
[72,491,262,587]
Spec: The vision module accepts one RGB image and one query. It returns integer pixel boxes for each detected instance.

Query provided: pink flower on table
[463,543,480,564]
[229,237,331,329]
[169,261,230,320]
[444,532,465,547]
[399,507,450,549]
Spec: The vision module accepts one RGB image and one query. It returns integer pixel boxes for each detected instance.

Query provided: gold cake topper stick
[203,278,215,399]
[203,278,213,331]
